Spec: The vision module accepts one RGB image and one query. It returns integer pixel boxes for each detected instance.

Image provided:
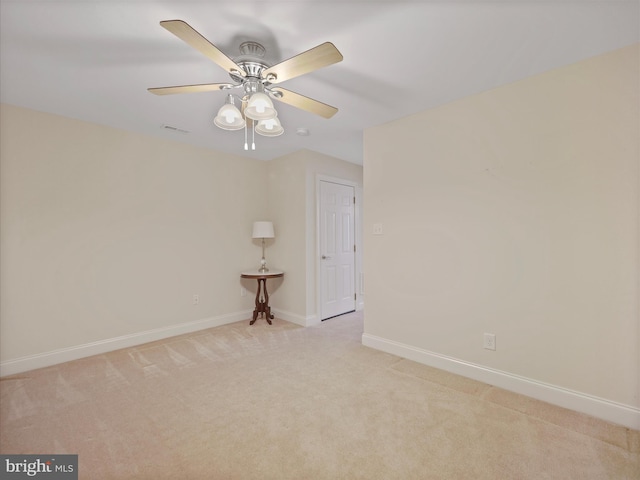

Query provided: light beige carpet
[1,311,638,479]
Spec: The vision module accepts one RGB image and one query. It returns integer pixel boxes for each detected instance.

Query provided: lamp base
[259,257,269,273]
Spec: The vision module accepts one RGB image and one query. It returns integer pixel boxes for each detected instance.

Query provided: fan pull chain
[244,121,248,151]
[252,122,256,150]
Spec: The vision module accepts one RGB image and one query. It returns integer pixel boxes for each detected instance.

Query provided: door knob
[322,255,332,260]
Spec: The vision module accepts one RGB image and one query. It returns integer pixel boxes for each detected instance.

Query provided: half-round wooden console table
[241,270,284,325]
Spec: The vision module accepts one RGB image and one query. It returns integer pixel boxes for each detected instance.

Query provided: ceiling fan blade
[262,42,343,84]
[159,20,246,77]
[148,83,232,95]
[271,88,338,119]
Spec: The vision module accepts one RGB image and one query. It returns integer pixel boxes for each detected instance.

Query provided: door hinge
[354,196,356,204]
[354,293,357,300]
[354,244,356,252]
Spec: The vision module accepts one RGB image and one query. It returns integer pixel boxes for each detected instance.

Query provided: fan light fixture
[215,90,283,150]
[215,88,282,150]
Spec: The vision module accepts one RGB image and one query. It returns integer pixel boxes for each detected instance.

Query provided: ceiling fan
[148,20,343,148]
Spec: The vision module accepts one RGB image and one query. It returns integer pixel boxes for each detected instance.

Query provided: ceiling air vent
[161,124,190,134]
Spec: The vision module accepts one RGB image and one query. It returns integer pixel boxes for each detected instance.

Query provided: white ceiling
[1,1,638,165]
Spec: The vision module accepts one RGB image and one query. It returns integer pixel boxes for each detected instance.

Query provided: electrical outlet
[193,294,199,305]
[373,223,383,235]
[240,287,247,297]
[483,333,496,350]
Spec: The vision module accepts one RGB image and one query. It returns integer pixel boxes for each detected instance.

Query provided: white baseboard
[272,309,317,327]
[0,310,253,377]
[362,333,640,430]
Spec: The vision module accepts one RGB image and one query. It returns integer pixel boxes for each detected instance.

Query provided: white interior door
[320,180,356,320]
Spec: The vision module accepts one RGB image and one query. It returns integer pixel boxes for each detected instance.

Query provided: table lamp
[252,221,275,272]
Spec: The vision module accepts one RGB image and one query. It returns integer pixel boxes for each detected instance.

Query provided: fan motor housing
[231,61,268,82]
[230,41,271,83]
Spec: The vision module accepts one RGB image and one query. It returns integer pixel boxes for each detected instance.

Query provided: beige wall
[265,152,308,319]
[1,104,267,362]
[0,104,362,369]
[363,45,639,415]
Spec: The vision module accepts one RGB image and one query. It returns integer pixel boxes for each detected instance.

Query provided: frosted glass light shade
[214,103,245,130]
[244,92,276,120]
[252,221,275,239]
[256,117,284,137]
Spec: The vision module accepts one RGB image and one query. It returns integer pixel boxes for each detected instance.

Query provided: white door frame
[315,174,363,323]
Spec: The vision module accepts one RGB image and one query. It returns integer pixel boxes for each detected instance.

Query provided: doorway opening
[318,178,357,321]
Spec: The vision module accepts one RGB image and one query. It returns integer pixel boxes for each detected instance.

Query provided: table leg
[263,278,274,324]
[249,278,273,325]
[250,279,261,325]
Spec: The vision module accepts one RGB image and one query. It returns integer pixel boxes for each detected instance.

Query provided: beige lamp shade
[252,221,275,239]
